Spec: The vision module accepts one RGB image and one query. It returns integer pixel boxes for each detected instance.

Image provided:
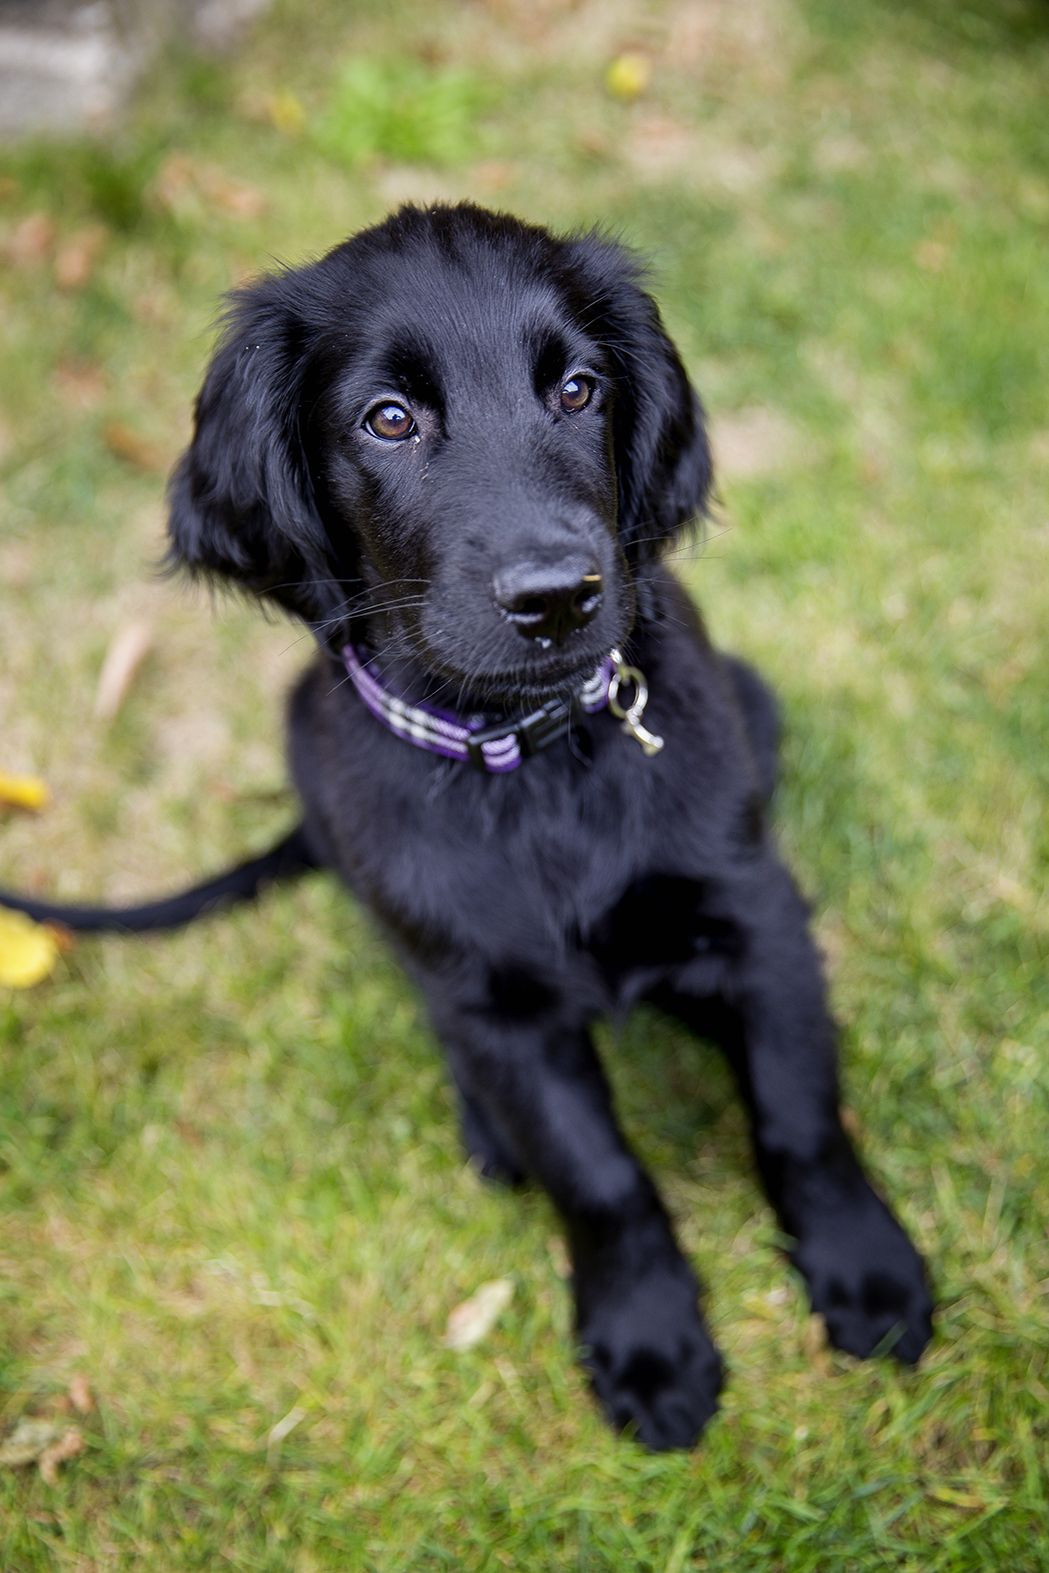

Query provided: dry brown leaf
[152,152,196,213]
[5,212,55,267]
[626,114,695,177]
[0,1419,62,1468]
[204,171,266,220]
[802,1315,834,1374]
[472,161,515,193]
[151,153,266,221]
[0,1417,82,1477]
[103,421,167,474]
[443,1278,515,1351]
[54,357,108,411]
[54,224,108,291]
[68,1374,94,1415]
[49,923,77,956]
[94,620,154,720]
[266,1404,306,1459]
[38,1428,84,1485]
[546,1235,570,1279]
[575,128,611,159]
[802,1314,826,1358]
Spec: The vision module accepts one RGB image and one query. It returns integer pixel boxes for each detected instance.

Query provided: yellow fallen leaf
[269,90,306,136]
[606,52,651,102]
[0,909,61,988]
[443,1278,514,1351]
[0,771,50,812]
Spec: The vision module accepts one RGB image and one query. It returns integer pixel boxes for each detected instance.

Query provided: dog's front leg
[428,998,723,1450]
[657,857,933,1366]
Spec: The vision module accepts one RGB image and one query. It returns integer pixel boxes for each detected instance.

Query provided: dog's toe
[578,1269,724,1452]
[585,1334,724,1452]
[794,1198,934,1367]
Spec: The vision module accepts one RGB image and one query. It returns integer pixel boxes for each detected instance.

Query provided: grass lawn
[1,0,1047,1566]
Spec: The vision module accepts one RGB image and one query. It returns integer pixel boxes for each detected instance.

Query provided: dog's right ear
[559,233,712,564]
[167,275,332,616]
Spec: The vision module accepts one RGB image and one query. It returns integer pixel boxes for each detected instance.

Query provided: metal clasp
[607,648,664,757]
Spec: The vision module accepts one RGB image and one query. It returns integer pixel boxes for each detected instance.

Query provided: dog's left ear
[166,270,341,622]
[563,236,713,561]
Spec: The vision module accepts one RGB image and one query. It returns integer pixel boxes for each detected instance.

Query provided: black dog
[1,204,932,1450]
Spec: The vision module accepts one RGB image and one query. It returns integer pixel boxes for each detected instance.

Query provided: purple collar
[342,644,666,771]
[342,644,615,773]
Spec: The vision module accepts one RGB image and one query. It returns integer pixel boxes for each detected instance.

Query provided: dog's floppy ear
[167,272,335,618]
[563,235,712,561]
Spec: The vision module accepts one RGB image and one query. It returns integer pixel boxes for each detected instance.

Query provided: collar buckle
[465,697,573,772]
[465,727,510,771]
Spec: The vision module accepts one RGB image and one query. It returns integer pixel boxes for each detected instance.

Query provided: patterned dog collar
[342,643,615,774]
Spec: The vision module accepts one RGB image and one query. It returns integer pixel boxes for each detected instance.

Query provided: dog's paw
[793,1195,933,1366]
[578,1272,723,1451]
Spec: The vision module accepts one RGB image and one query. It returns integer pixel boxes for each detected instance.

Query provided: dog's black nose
[493,560,604,645]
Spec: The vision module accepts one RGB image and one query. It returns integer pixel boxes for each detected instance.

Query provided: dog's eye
[365,402,416,441]
[560,375,594,414]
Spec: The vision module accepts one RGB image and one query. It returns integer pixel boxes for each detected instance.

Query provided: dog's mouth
[429,604,633,703]
[422,642,610,710]
[481,650,609,706]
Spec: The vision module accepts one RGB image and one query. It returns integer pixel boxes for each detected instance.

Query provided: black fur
[1,204,932,1450]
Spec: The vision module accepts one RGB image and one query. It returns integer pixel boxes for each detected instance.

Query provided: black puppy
[1,204,932,1450]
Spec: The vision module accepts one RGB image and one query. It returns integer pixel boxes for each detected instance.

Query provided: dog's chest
[380,730,715,964]
[295,643,743,990]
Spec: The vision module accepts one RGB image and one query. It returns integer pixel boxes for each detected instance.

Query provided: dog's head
[169,204,711,701]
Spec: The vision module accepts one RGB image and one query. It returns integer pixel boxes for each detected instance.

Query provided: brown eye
[560,375,593,414]
[366,402,415,441]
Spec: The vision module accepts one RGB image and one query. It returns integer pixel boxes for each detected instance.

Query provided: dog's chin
[424,637,616,710]
[489,663,598,707]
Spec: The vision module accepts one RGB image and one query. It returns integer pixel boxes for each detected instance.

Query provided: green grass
[1,0,1048,1566]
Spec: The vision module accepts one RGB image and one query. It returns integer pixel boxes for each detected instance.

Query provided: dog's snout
[493,559,604,645]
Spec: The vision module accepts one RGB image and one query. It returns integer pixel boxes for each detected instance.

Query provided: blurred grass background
[1,0,1047,1567]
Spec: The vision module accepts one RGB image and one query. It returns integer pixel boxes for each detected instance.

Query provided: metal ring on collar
[607,649,648,723]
